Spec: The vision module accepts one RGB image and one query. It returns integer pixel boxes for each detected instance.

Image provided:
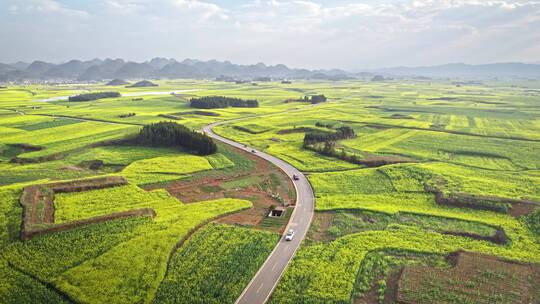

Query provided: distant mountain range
[1,58,539,82]
[0,58,350,82]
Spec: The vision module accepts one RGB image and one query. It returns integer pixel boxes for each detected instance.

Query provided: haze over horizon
[1,0,540,70]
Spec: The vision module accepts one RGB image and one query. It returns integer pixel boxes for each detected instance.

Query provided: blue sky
[1,0,539,69]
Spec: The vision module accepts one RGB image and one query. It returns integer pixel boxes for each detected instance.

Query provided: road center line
[256,283,264,294]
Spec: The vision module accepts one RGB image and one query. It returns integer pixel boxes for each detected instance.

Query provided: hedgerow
[68,92,121,102]
[189,96,258,109]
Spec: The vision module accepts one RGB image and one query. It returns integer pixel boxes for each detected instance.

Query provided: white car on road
[285,229,295,241]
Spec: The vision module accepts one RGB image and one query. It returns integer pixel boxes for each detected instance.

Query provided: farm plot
[270,225,540,304]
[0,159,103,187]
[160,144,295,233]
[272,161,538,303]
[307,210,503,244]
[309,165,537,239]
[351,249,450,303]
[233,123,273,134]
[341,127,538,170]
[53,183,164,224]
[0,121,139,161]
[154,223,278,304]
[0,258,70,304]
[1,80,540,304]
[397,251,540,304]
[3,189,251,304]
[19,176,136,239]
[65,146,182,166]
[120,154,213,185]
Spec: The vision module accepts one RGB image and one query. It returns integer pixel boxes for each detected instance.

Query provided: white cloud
[174,0,228,20]
[104,1,147,15]
[0,0,539,68]
[23,0,90,17]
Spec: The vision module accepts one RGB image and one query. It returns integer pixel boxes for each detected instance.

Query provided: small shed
[269,206,286,217]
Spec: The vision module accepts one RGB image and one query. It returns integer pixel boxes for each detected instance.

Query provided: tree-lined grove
[136,122,217,155]
[303,126,356,146]
[68,92,121,102]
[189,96,259,109]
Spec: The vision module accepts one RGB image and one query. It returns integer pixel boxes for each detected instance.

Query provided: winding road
[202,121,315,304]
[17,92,316,303]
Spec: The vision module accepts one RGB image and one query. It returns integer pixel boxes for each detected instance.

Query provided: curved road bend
[202,122,315,304]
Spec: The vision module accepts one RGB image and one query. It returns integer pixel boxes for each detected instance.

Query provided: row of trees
[303,126,356,146]
[306,141,362,163]
[305,142,402,167]
[290,94,327,104]
[136,122,217,155]
[189,96,259,109]
[315,121,335,129]
[68,91,121,102]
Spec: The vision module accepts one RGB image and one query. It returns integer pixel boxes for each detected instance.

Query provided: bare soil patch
[155,145,295,233]
[396,251,540,304]
[353,274,384,304]
[428,185,538,217]
[216,190,282,229]
[307,212,334,242]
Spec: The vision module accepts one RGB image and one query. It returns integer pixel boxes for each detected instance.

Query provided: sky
[1,0,539,69]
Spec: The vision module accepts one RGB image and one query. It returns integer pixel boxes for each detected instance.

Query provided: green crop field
[154,223,278,304]
[1,79,539,303]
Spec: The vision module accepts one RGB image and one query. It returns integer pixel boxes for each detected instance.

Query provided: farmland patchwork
[0,79,539,303]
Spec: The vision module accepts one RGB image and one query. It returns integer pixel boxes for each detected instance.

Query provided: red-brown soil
[217,190,282,227]
[19,176,130,240]
[395,251,540,304]
[306,212,333,242]
[155,145,295,233]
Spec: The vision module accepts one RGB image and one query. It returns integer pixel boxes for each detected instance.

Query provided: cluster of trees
[315,121,334,129]
[68,91,120,102]
[303,126,355,146]
[305,142,403,167]
[303,125,360,163]
[309,94,327,103]
[136,122,216,155]
[189,96,259,109]
[304,141,369,165]
[288,94,327,104]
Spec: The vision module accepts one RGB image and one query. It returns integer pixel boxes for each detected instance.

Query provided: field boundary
[17,176,158,240]
[339,120,540,143]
